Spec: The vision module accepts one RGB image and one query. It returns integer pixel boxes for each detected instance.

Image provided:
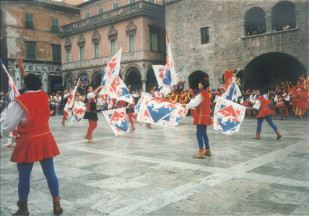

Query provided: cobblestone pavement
[1,116,309,215]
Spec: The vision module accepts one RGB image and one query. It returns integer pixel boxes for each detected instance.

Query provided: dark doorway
[272,1,296,31]
[244,7,266,36]
[64,74,73,90]
[189,71,209,90]
[91,71,102,90]
[146,67,158,92]
[125,67,142,92]
[49,76,62,93]
[242,52,307,90]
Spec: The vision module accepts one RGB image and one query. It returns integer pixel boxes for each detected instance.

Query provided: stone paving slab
[1,116,309,215]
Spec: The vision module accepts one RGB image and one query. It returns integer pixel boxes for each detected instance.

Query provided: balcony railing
[60,1,163,35]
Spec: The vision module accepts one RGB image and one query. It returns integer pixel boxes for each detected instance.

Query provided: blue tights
[17,158,59,202]
[256,115,278,134]
[196,125,210,150]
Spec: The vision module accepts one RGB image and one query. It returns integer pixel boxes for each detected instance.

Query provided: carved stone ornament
[126,20,137,35]
[92,29,101,43]
[108,25,118,40]
[64,38,72,50]
[77,34,85,46]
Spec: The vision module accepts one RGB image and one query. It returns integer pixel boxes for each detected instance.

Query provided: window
[148,0,156,3]
[150,31,159,51]
[245,7,266,36]
[66,49,71,63]
[271,1,296,31]
[130,0,136,3]
[80,46,85,60]
[201,27,209,44]
[52,44,61,62]
[98,7,104,14]
[129,35,135,52]
[26,42,36,59]
[25,13,34,29]
[94,43,99,58]
[111,39,116,55]
[113,2,119,9]
[85,12,90,18]
[51,18,58,33]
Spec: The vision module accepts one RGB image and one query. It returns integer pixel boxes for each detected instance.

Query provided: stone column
[42,72,48,92]
[141,78,146,92]
[14,62,22,90]
[266,15,272,33]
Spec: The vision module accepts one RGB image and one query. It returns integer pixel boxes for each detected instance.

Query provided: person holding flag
[61,88,73,127]
[84,85,103,143]
[183,78,213,158]
[249,89,282,140]
[1,56,63,215]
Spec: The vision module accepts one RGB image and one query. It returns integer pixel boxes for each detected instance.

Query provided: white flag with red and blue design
[153,31,178,96]
[0,59,20,123]
[64,79,79,116]
[136,95,187,127]
[71,101,86,124]
[214,96,246,135]
[221,77,241,101]
[103,108,129,136]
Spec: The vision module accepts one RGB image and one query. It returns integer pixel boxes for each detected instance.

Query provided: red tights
[87,120,98,137]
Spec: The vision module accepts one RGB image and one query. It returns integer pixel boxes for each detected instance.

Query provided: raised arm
[17,56,27,78]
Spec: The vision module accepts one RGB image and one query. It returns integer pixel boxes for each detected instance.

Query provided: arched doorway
[189,71,209,90]
[125,67,142,92]
[146,67,158,92]
[272,1,296,31]
[242,52,307,90]
[244,7,266,36]
[64,73,73,90]
[91,71,102,89]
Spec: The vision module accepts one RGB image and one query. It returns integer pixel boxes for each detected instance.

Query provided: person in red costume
[249,89,282,140]
[295,88,308,119]
[1,56,63,215]
[83,85,103,143]
[183,79,213,158]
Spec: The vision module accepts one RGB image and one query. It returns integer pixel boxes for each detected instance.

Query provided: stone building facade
[59,0,165,92]
[0,0,79,92]
[164,0,309,90]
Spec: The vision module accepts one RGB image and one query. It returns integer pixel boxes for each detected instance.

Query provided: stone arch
[244,7,266,36]
[64,38,72,50]
[146,66,158,92]
[63,73,74,90]
[188,71,209,90]
[242,52,307,90]
[92,29,101,43]
[91,70,102,89]
[77,34,85,46]
[126,20,137,36]
[124,66,142,92]
[108,25,118,40]
[271,1,296,31]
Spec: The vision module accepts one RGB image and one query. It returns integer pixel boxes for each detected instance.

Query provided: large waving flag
[153,31,178,96]
[71,101,86,124]
[64,79,79,116]
[100,47,133,103]
[136,95,187,127]
[213,96,246,135]
[101,47,122,94]
[103,108,129,136]
[221,77,241,101]
[0,59,20,122]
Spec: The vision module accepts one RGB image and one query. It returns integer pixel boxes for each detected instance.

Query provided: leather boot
[88,137,94,143]
[205,148,211,156]
[252,133,261,139]
[12,201,29,215]
[53,196,63,215]
[276,131,282,140]
[193,150,205,159]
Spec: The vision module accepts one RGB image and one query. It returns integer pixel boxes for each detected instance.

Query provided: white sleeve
[186,94,203,109]
[253,99,261,110]
[1,101,27,137]
[87,92,96,99]
[63,93,70,99]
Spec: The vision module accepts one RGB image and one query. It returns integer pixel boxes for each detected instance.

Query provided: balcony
[58,1,164,37]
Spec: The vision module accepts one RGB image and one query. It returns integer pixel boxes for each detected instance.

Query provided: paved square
[1,116,309,215]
